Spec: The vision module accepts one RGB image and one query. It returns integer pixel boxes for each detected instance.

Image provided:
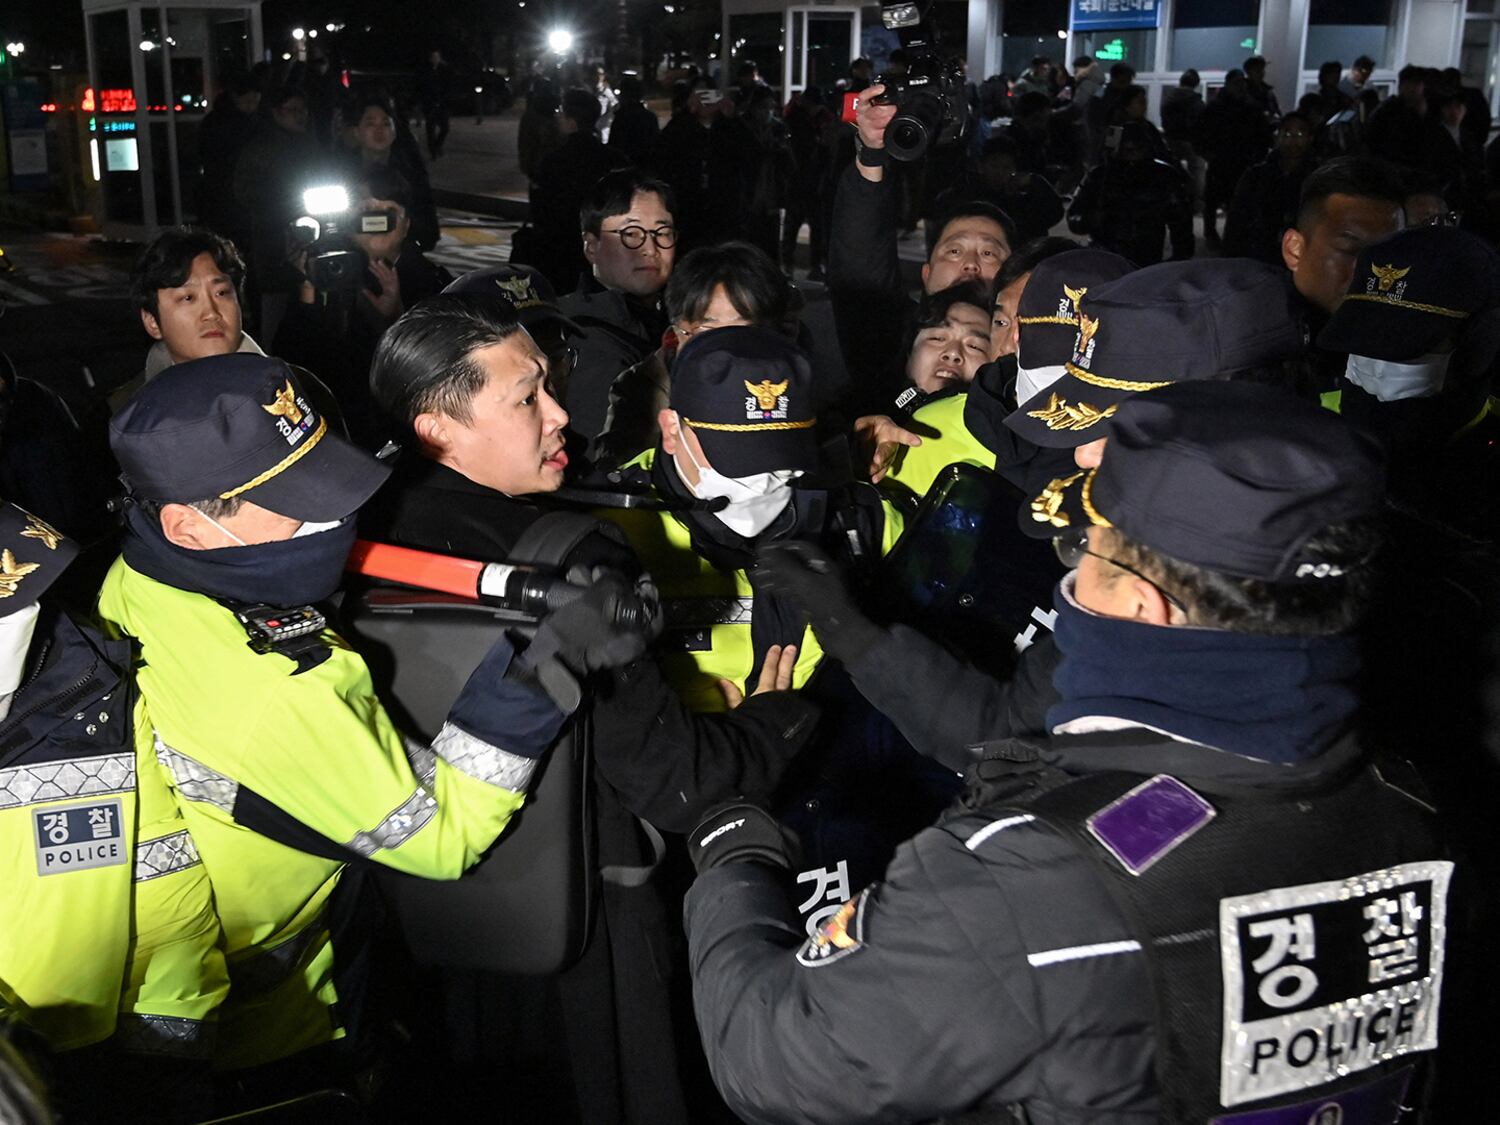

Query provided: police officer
[604,324,904,712]
[878,247,1135,501]
[686,379,1455,1124]
[0,502,226,1122]
[773,258,1308,769]
[96,354,654,1086]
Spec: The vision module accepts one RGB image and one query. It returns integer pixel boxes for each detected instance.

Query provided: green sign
[1097,38,1126,62]
[1240,38,1256,49]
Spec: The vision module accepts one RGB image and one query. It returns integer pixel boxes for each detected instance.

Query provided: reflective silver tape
[0,751,135,810]
[345,785,438,857]
[404,735,439,789]
[154,735,238,813]
[431,721,538,792]
[663,595,754,628]
[114,1012,213,1059]
[134,829,202,882]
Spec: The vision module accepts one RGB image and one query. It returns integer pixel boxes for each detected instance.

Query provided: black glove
[687,801,800,875]
[753,541,883,664]
[521,572,659,711]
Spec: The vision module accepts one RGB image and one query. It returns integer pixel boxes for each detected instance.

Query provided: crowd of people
[2,40,1499,1125]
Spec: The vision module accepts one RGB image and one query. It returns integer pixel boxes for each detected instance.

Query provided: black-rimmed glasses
[604,225,677,250]
[1052,525,1185,610]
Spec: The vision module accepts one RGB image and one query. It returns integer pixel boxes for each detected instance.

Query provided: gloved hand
[753,541,883,664]
[521,572,660,711]
[687,801,800,875]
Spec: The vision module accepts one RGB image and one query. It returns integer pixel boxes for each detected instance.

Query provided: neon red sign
[98,88,137,113]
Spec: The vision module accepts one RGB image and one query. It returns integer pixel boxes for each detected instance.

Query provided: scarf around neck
[1046,576,1360,765]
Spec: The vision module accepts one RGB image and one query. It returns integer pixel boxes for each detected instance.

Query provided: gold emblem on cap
[1062,284,1087,308]
[744,379,790,412]
[262,379,305,426]
[1031,471,1084,527]
[19,513,62,551]
[1027,393,1118,432]
[494,276,539,304]
[1371,263,1410,293]
[1076,312,1101,351]
[0,549,41,598]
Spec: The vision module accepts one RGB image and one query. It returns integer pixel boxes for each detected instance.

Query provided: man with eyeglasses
[558,170,680,440]
[687,378,1458,1124]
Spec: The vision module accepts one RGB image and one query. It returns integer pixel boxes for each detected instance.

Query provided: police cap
[1032,382,1385,582]
[669,326,819,478]
[442,264,583,337]
[1014,248,1135,373]
[0,503,77,612]
[110,354,390,522]
[1006,259,1306,448]
[1317,226,1500,361]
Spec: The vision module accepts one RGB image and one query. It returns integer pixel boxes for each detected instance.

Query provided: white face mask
[1344,352,1450,402]
[675,422,800,538]
[0,602,41,722]
[292,517,345,538]
[1015,361,1067,407]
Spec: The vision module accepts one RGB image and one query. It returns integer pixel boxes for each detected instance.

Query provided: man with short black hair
[1242,54,1281,120]
[1339,55,1376,101]
[527,88,630,290]
[1367,65,1442,170]
[1281,155,1406,315]
[557,168,678,438]
[686,378,1454,1124]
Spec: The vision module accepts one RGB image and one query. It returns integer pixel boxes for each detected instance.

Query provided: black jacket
[1069,158,1195,267]
[827,164,919,420]
[529,135,632,291]
[557,277,668,440]
[686,726,1449,1124]
[358,451,818,832]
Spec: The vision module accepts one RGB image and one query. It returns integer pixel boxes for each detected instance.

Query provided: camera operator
[829,81,1013,419]
[274,166,452,448]
[340,94,440,253]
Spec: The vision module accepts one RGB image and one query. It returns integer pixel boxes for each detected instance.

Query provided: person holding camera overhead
[273,165,452,448]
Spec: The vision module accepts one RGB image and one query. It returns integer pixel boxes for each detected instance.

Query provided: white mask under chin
[0,602,42,722]
[677,435,799,539]
[1344,352,1450,402]
[1015,361,1067,406]
[292,517,345,538]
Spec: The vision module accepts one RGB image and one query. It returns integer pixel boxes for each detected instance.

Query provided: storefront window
[1170,0,1260,72]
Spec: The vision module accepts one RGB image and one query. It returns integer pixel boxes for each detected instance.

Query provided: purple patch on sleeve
[1210,1066,1413,1125]
[1086,774,1215,875]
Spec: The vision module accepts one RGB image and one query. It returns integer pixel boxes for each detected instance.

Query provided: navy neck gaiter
[1046,577,1360,765]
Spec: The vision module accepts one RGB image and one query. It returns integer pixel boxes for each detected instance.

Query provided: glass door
[787,8,857,93]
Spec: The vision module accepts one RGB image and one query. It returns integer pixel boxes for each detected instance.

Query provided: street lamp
[139,39,157,52]
[5,42,24,55]
[548,29,574,54]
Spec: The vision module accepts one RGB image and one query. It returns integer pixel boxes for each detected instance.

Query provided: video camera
[842,0,968,162]
[289,185,399,291]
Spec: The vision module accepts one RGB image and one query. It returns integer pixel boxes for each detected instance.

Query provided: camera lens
[887,118,929,161]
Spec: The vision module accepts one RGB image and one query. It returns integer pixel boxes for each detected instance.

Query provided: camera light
[548,29,574,54]
[292,216,321,242]
[881,3,922,30]
[302,185,349,215]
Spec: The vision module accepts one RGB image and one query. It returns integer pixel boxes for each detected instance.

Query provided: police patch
[1218,861,1451,1108]
[33,798,128,876]
[796,889,868,968]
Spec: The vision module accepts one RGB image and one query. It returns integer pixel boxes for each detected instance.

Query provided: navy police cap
[1317,225,1500,361]
[669,326,819,478]
[442,264,583,337]
[1014,248,1135,373]
[110,353,390,522]
[1006,259,1306,448]
[1029,381,1385,582]
[0,502,77,612]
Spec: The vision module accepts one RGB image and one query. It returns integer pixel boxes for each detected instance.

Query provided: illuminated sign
[104,136,139,172]
[1097,38,1127,61]
[1073,0,1160,31]
[82,88,94,111]
[98,88,136,113]
[101,119,135,134]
